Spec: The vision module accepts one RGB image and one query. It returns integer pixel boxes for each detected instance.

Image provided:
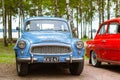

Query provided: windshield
[25,20,69,32]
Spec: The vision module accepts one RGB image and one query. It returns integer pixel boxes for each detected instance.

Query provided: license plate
[43,57,59,63]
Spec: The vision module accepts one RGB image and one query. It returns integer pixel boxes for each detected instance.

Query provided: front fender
[14,38,31,57]
[71,38,84,58]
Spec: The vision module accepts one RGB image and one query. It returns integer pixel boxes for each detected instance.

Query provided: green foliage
[81,38,88,42]
[0,0,116,21]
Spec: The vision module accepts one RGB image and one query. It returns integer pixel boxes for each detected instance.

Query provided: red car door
[94,24,108,60]
[106,23,120,61]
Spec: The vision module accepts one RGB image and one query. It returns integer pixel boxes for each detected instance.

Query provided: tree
[66,0,76,37]
[2,0,8,46]
[6,0,14,45]
[115,0,119,17]
[90,0,93,39]
[114,0,120,17]
[79,0,83,39]
[101,0,105,23]
[54,0,58,17]
[38,0,42,16]
[98,0,102,25]
[107,0,110,20]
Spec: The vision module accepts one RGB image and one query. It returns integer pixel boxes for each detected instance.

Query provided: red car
[86,18,120,67]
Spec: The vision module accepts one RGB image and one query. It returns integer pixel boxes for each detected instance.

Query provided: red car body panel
[86,18,120,64]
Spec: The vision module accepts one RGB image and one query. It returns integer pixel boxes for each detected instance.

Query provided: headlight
[17,40,26,49]
[76,41,84,49]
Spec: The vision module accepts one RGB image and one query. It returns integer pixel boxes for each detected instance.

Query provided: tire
[91,51,101,67]
[16,60,28,76]
[69,60,84,75]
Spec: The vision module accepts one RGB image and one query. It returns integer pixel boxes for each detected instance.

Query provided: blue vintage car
[14,17,84,76]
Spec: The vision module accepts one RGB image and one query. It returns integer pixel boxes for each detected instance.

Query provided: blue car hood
[22,32,72,44]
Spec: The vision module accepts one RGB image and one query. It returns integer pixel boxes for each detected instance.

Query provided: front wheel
[69,60,84,75]
[91,51,101,67]
[16,61,28,76]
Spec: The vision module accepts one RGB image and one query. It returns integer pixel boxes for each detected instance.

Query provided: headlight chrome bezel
[76,41,84,49]
[17,40,26,49]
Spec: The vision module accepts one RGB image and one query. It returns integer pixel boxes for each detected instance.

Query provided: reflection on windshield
[25,20,69,32]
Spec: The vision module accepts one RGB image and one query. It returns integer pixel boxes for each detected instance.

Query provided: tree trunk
[118,0,120,16]
[98,0,102,26]
[83,18,87,38]
[115,0,118,17]
[101,0,104,23]
[2,0,8,46]
[8,10,12,45]
[18,8,20,38]
[90,0,93,39]
[66,0,76,37]
[107,0,110,20]
[54,0,58,17]
[21,10,24,32]
[76,7,79,38]
[38,0,42,16]
[90,20,93,39]
[79,0,82,39]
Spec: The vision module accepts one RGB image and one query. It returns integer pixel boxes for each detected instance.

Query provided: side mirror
[72,27,77,32]
[16,27,20,31]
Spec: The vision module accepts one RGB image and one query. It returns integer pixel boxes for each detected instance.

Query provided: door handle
[102,40,106,43]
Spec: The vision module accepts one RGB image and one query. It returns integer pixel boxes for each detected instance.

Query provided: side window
[98,24,107,35]
[108,23,120,34]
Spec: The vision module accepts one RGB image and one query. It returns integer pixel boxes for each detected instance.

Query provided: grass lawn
[81,38,88,42]
[81,38,89,60]
[0,40,15,64]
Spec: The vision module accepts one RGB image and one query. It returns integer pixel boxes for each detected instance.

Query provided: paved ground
[0,60,120,80]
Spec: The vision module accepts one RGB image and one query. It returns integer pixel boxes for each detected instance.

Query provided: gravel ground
[0,60,120,80]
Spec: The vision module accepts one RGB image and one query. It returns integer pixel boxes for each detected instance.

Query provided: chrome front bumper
[17,57,84,63]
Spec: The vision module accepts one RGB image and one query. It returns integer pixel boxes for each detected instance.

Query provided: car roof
[102,18,120,25]
[24,16,68,22]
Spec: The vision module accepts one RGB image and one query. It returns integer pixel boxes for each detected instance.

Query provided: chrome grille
[31,46,72,54]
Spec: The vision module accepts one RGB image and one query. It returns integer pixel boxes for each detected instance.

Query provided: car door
[106,22,120,61]
[94,24,108,60]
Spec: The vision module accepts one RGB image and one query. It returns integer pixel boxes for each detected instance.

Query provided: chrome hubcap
[91,52,97,65]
